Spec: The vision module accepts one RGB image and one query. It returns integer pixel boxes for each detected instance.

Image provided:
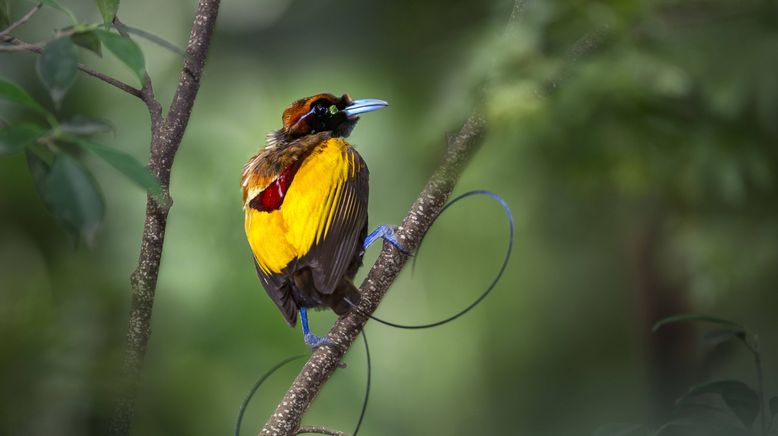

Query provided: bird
[241,93,401,348]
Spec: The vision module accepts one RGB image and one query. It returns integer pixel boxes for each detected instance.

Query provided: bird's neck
[254,131,335,176]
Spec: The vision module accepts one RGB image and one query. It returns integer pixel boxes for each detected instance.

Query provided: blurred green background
[2,0,778,435]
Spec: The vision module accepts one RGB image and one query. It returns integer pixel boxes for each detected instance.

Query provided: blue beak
[343,98,389,117]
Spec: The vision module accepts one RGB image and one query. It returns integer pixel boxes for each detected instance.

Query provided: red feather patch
[250,162,302,212]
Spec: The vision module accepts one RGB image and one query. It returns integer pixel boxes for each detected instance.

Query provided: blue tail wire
[354,331,371,436]
[346,190,514,330]
[234,355,304,436]
[234,333,372,436]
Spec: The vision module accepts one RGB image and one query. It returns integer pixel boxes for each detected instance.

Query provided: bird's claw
[304,333,335,349]
[364,224,409,254]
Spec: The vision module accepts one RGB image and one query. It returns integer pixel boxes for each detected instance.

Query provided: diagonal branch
[259,109,486,436]
[258,2,527,434]
[107,0,221,435]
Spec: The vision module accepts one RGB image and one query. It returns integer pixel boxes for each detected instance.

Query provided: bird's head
[280,93,388,139]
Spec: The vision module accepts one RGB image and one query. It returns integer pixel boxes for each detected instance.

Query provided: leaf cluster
[0,0,168,244]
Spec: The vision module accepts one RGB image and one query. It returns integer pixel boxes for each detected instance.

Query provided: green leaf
[71,31,102,57]
[0,77,52,118]
[96,30,146,85]
[32,0,78,24]
[115,23,186,57]
[678,380,760,428]
[60,116,114,135]
[36,37,79,108]
[653,314,742,332]
[769,396,778,418]
[69,137,161,196]
[593,423,642,436]
[0,0,10,30]
[95,0,119,28]
[0,123,45,154]
[43,153,105,245]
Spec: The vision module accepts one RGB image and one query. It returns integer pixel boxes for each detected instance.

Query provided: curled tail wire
[237,190,511,435]
[347,190,514,329]
[235,332,371,436]
[353,331,371,436]
[235,355,304,436]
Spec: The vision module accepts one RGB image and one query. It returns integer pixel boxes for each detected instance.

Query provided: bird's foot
[363,224,409,253]
[304,333,335,349]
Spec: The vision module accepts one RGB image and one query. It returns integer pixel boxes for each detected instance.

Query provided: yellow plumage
[243,137,355,274]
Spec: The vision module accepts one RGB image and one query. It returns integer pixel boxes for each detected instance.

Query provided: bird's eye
[313,104,328,116]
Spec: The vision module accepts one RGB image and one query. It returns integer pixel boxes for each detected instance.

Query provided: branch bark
[107,0,221,434]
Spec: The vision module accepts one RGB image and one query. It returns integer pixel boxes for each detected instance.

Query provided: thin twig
[113,17,162,129]
[108,1,221,435]
[1,35,143,98]
[0,40,41,51]
[0,3,42,37]
[139,75,162,132]
[0,27,80,51]
[294,427,347,436]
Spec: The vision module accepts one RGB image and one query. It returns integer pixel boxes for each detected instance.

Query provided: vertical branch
[108,1,221,434]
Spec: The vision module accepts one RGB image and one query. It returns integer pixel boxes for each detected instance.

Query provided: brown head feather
[281,93,353,137]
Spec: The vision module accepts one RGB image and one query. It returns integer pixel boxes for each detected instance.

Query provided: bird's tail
[329,279,361,316]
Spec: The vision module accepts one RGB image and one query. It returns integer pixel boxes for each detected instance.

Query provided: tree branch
[107,0,221,434]
[113,17,163,130]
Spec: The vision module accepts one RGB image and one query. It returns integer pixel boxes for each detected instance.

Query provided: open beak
[343,98,389,117]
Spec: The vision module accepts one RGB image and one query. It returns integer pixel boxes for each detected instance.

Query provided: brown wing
[253,258,298,326]
[299,148,369,294]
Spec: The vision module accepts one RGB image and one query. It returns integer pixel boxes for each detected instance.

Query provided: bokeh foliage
[1,0,778,435]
